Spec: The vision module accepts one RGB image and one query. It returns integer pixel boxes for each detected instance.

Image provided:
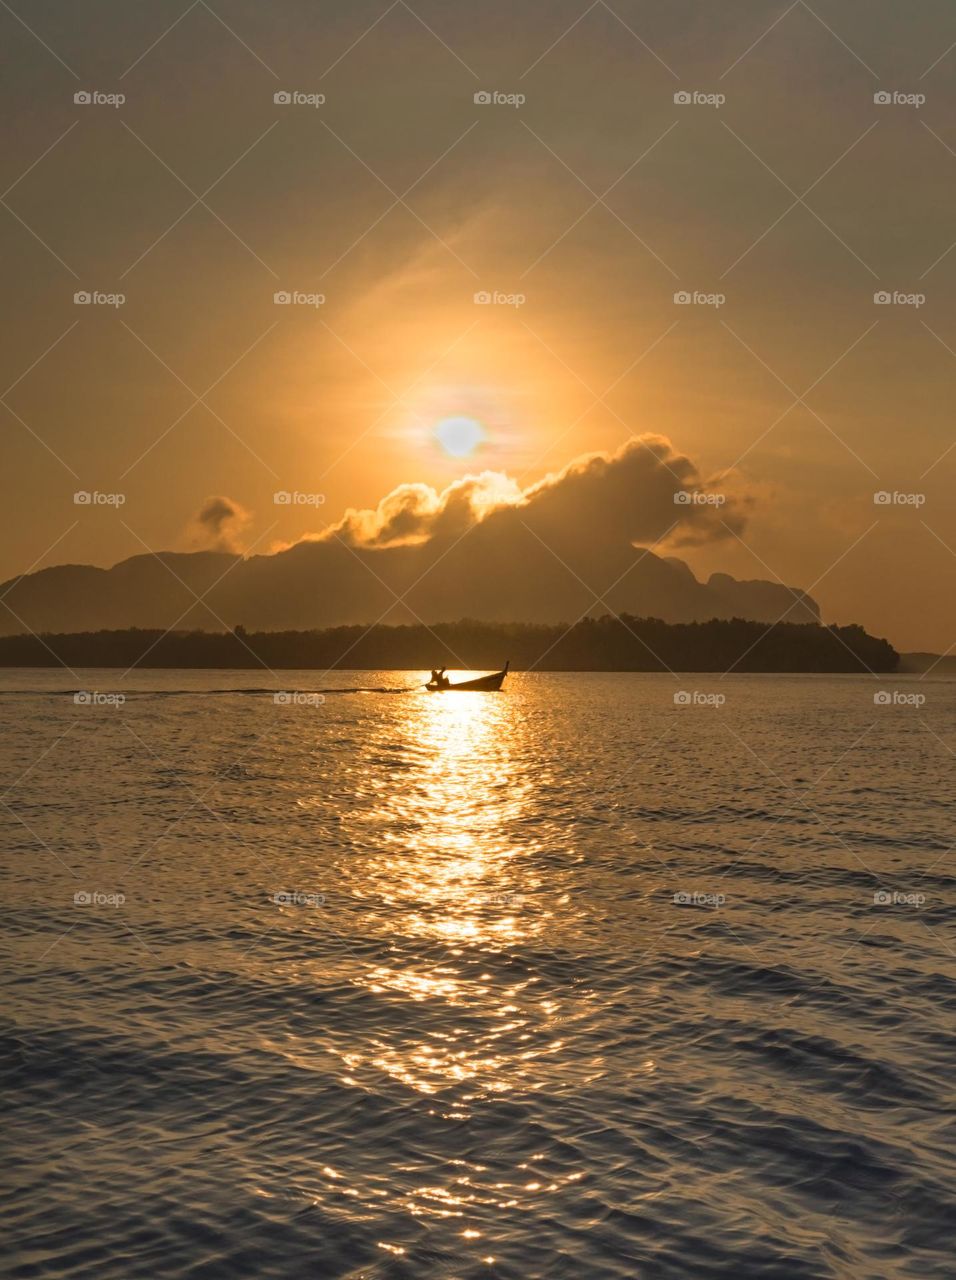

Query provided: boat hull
[426,666,508,692]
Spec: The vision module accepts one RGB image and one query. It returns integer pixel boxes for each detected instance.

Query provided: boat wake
[0,686,418,698]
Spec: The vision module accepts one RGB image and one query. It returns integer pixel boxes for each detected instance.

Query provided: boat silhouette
[425,662,509,692]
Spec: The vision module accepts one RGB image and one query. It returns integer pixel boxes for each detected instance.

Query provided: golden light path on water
[342,688,564,1102]
[370,691,532,942]
[290,682,603,1260]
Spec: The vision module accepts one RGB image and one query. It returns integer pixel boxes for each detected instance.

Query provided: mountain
[0,539,819,638]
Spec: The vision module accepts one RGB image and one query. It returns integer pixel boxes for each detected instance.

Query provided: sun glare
[435,416,484,458]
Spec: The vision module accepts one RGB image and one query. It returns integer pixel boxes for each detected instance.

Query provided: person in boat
[437,667,450,689]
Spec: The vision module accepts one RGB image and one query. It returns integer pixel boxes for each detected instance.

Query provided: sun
[434,415,484,458]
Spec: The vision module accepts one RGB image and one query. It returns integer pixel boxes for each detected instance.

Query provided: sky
[1,0,954,651]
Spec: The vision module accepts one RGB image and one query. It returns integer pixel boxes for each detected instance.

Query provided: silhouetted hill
[0,617,897,673]
[0,538,819,636]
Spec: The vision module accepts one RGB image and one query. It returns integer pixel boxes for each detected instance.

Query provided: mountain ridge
[0,541,820,637]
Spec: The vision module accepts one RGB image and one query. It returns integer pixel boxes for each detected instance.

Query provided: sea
[2,669,954,1279]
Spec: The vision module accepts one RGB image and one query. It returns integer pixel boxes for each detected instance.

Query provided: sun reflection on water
[339,686,570,1101]
[362,688,541,946]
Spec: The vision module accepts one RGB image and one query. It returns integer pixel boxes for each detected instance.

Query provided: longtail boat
[425,662,509,692]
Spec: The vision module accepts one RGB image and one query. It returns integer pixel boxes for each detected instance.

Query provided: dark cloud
[190,496,251,553]
[328,436,747,552]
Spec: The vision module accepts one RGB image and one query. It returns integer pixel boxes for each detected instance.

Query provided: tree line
[0,615,898,672]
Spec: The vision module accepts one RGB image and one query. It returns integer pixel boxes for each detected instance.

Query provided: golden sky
[1,0,954,650]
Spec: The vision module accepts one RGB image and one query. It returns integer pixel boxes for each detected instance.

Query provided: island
[0,616,898,673]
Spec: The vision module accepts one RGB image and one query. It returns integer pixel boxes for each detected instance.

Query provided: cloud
[330,471,523,547]
[218,434,792,631]
[188,495,251,553]
[324,435,746,552]
[0,437,815,635]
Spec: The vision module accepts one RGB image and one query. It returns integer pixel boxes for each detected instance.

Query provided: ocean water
[2,669,954,1280]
